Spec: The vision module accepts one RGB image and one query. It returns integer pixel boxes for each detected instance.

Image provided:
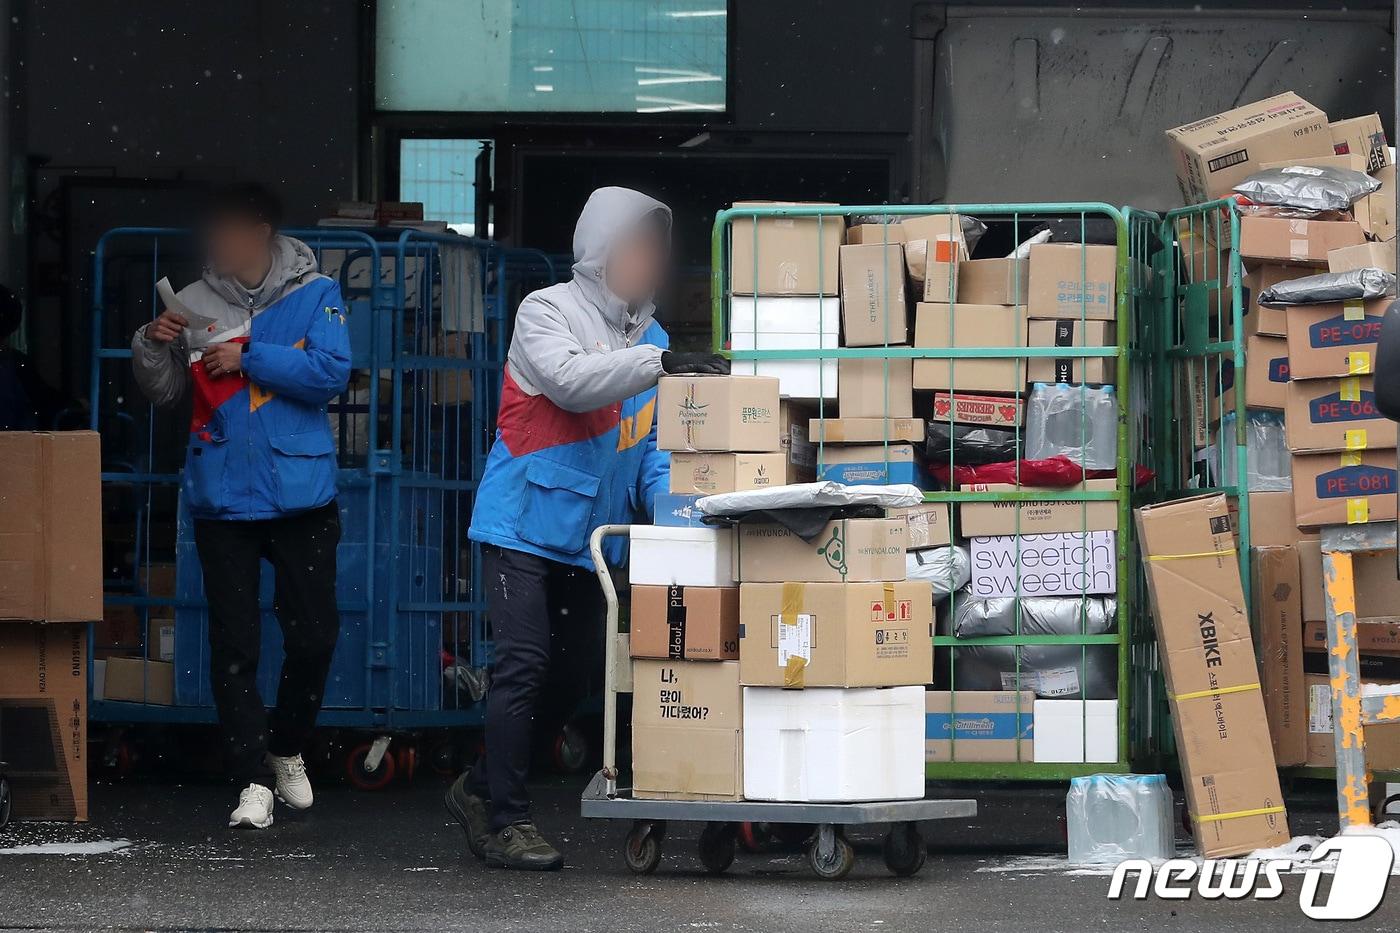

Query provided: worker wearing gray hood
[453,187,727,870]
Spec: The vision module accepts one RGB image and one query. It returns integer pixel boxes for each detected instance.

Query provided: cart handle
[589,524,632,797]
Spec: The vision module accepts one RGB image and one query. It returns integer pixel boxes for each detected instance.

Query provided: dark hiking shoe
[444,773,491,860]
[483,821,565,871]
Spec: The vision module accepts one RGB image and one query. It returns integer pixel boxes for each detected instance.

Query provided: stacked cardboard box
[0,431,103,822]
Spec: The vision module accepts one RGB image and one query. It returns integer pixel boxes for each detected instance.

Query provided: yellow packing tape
[883,582,896,620]
[1194,805,1287,825]
[1344,299,1366,321]
[1147,547,1237,562]
[1345,429,1369,451]
[783,656,807,689]
[1348,497,1370,524]
[1341,452,1363,468]
[1349,351,1372,375]
[1340,376,1362,402]
[780,582,806,689]
[1171,682,1260,702]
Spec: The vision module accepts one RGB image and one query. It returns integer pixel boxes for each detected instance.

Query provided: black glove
[661,350,730,375]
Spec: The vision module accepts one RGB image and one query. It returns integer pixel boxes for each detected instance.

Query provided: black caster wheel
[552,723,589,774]
[345,743,397,791]
[624,820,666,875]
[882,822,926,877]
[0,775,10,830]
[698,822,738,874]
[807,824,855,880]
[428,739,457,777]
[1373,793,1400,824]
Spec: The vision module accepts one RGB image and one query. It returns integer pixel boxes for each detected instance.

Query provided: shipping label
[775,612,812,668]
[1307,389,1381,424]
[1313,463,1396,500]
[1307,314,1383,349]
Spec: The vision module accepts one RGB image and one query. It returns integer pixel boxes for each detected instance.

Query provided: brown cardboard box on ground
[729,202,843,296]
[808,418,924,444]
[957,258,1029,306]
[1246,491,1304,548]
[1353,163,1397,242]
[656,375,781,452]
[1291,449,1397,529]
[1330,113,1391,171]
[1297,538,1400,623]
[891,503,952,550]
[1025,319,1115,385]
[1304,673,1400,770]
[0,622,87,820]
[1284,298,1387,380]
[1026,244,1116,321]
[1253,547,1307,767]
[1329,241,1397,274]
[0,432,103,622]
[1283,376,1396,453]
[630,585,739,661]
[1238,217,1366,265]
[734,517,906,583]
[1165,92,1332,204]
[631,660,742,800]
[958,480,1117,537]
[1134,494,1289,856]
[837,357,913,418]
[103,657,174,705]
[780,399,818,483]
[925,690,1035,763]
[929,392,1023,427]
[912,303,1024,393]
[839,243,908,346]
[668,452,788,496]
[738,581,934,688]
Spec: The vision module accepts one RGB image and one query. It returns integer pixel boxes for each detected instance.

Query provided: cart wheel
[737,821,770,853]
[428,739,457,776]
[552,723,589,774]
[394,745,418,784]
[345,743,397,791]
[0,776,10,830]
[698,822,738,874]
[624,820,665,875]
[882,822,926,877]
[807,824,855,881]
[1374,793,1400,823]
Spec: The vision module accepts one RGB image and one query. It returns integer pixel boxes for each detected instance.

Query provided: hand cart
[580,524,978,880]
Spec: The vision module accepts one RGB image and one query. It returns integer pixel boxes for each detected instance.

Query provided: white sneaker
[267,753,313,810]
[229,783,275,829]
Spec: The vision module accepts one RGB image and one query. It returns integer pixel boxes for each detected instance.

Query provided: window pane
[399,139,485,230]
[376,0,727,113]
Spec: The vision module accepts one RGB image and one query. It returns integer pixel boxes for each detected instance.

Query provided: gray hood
[570,186,671,332]
[204,235,319,311]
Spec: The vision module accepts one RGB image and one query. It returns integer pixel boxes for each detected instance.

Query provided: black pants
[468,545,603,829]
[193,501,342,786]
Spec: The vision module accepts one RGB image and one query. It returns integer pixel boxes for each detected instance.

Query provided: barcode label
[1208,148,1249,173]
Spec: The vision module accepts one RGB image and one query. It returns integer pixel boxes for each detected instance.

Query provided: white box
[1032,699,1118,763]
[629,526,735,587]
[730,330,837,400]
[969,532,1117,599]
[742,686,925,801]
[729,296,840,336]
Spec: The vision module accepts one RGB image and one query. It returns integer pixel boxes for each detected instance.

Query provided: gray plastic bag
[1233,165,1380,212]
[1259,267,1396,306]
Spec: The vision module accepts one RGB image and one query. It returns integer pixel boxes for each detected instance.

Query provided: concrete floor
[0,773,1396,932]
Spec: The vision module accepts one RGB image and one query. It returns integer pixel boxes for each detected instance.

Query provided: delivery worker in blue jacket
[131,182,351,830]
[447,187,728,870]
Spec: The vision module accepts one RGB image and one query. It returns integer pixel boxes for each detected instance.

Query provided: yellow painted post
[1322,549,1372,830]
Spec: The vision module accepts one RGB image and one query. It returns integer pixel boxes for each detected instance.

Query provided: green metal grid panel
[710,202,1134,781]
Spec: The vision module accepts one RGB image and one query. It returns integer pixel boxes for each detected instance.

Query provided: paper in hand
[157,277,221,335]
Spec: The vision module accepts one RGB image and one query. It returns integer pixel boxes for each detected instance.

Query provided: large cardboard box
[1238,265,1305,337]
[901,214,968,285]
[745,686,925,801]
[958,480,1117,537]
[1134,494,1289,856]
[1291,450,1397,528]
[891,502,952,550]
[847,223,906,245]
[1238,217,1366,265]
[1328,241,1397,275]
[968,532,1116,599]
[735,517,906,583]
[1330,113,1391,171]
[1353,163,1397,242]
[924,690,1035,763]
[103,656,174,705]
[1298,537,1325,622]
[930,391,1023,428]
[1304,673,1400,771]
[1284,298,1388,380]
[1026,244,1116,321]
[0,432,103,622]
[809,417,924,444]
[1253,547,1307,766]
[630,585,739,661]
[922,244,960,303]
[1025,319,1115,385]
[836,356,913,418]
[1246,491,1304,549]
[1165,92,1332,204]
[729,202,843,296]
[1298,537,1400,623]
[0,622,87,821]
[656,375,781,452]
[668,452,788,496]
[631,660,742,800]
[839,243,908,346]
[817,443,925,487]
[1231,333,1290,411]
[737,581,934,688]
[957,258,1029,306]
[1283,376,1396,453]
[780,399,818,483]
[912,303,1023,393]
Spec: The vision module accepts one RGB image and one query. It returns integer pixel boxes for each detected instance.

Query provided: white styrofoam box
[629,525,735,587]
[743,686,925,802]
[1032,699,1118,763]
[729,296,840,336]
[731,330,837,400]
